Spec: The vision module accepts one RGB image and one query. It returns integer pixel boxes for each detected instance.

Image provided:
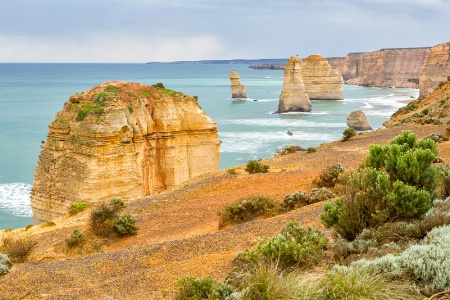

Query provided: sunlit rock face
[31,81,220,223]
[302,54,344,100]
[278,55,311,113]
[419,42,450,98]
[230,70,247,98]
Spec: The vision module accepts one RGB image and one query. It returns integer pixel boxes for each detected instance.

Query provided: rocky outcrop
[328,48,431,88]
[419,42,450,98]
[302,54,344,100]
[347,110,372,131]
[31,81,220,223]
[278,55,311,113]
[229,70,247,98]
[384,81,450,128]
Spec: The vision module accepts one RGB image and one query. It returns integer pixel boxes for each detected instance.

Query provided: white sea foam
[362,102,374,109]
[220,118,346,128]
[0,183,32,217]
[220,131,340,153]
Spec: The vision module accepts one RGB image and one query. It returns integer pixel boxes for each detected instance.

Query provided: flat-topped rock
[31,81,220,223]
[278,55,311,113]
[302,54,344,100]
[419,42,450,98]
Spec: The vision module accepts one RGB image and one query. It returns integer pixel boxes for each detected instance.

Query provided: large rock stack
[278,55,311,113]
[31,81,220,223]
[419,42,450,98]
[229,70,247,98]
[302,54,344,100]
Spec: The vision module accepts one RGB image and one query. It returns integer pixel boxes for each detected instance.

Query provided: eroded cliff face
[302,54,344,100]
[419,42,450,98]
[31,81,220,223]
[229,70,247,98]
[278,55,311,113]
[329,48,431,88]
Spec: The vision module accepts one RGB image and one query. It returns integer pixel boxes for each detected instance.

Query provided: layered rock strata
[302,54,344,100]
[347,110,372,131]
[31,81,220,223]
[278,55,311,113]
[328,48,431,88]
[229,70,247,98]
[419,42,450,98]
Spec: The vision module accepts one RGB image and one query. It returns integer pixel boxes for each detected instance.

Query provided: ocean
[0,63,417,229]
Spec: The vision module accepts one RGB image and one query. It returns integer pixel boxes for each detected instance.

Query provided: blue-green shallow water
[0,63,417,229]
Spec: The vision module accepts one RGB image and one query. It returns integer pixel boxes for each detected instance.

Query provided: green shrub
[236,222,328,269]
[113,215,139,236]
[65,230,85,247]
[342,128,356,142]
[316,163,345,188]
[174,275,233,300]
[437,164,450,198]
[25,224,33,230]
[70,202,89,215]
[245,160,269,174]
[226,168,237,175]
[307,147,316,153]
[43,221,56,227]
[2,235,37,263]
[322,131,438,240]
[90,199,125,237]
[351,225,450,294]
[421,108,429,115]
[218,196,276,228]
[0,254,12,276]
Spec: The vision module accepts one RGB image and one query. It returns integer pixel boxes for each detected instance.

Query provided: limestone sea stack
[229,70,247,98]
[278,55,311,113]
[419,42,450,98]
[31,81,220,223]
[302,54,344,100]
[347,110,372,131]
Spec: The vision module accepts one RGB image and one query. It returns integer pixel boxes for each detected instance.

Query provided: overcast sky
[0,0,449,62]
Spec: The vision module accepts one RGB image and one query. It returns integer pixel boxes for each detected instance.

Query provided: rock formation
[419,42,450,98]
[302,54,344,100]
[278,55,311,113]
[229,70,247,98]
[31,81,220,223]
[347,110,372,131]
[328,48,431,88]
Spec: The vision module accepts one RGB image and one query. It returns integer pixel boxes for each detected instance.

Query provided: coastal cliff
[30,81,220,223]
[278,55,311,113]
[302,54,344,100]
[328,48,431,88]
[419,42,450,98]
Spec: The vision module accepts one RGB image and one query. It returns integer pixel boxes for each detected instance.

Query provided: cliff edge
[31,81,220,223]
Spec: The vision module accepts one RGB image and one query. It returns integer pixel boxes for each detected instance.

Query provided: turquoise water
[0,63,417,229]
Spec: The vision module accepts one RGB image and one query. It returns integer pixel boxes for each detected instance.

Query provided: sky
[0,0,449,63]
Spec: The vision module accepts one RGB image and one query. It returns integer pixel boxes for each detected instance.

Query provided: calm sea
[0,63,417,229]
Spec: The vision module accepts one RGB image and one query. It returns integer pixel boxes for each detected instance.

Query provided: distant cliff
[31,81,220,223]
[419,42,450,98]
[328,48,431,88]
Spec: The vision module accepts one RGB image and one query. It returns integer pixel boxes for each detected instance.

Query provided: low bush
[307,147,317,153]
[342,128,356,142]
[275,145,298,156]
[316,163,345,188]
[0,254,12,276]
[437,164,450,199]
[218,196,277,228]
[245,160,269,174]
[113,215,139,236]
[70,202,89,215]
[420,197,450,233]
[351,224,450,294]
[226,167,237,175]
[279,188,334,212]
[235,222,328,269]
[174,275,233,300]
[65,230,85,247]
[1,235,37,263]
[90,198,132,237]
